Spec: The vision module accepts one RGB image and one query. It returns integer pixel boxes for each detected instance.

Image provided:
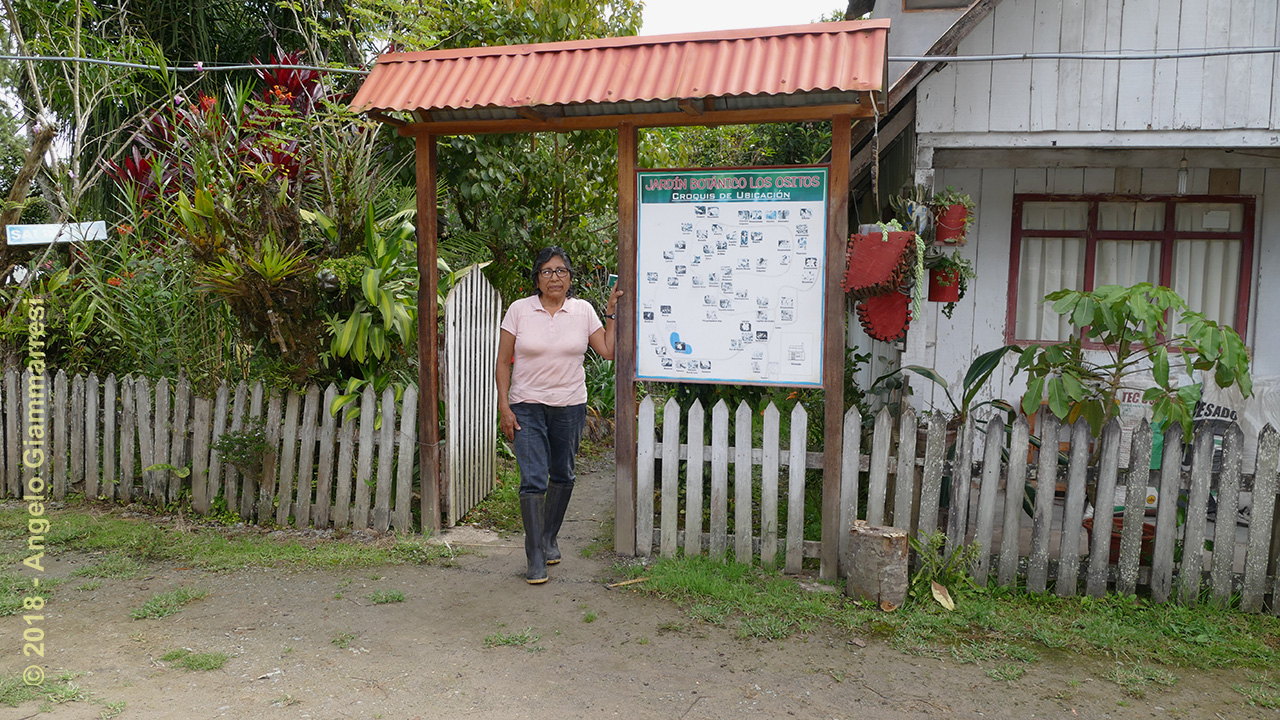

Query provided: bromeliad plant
[1014,283,1252,439]
[312,205,418,420]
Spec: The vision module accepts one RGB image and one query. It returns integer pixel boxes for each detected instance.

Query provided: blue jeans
[511,403,587,496]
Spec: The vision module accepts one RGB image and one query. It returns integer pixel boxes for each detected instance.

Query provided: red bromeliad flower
[254,50,324,115]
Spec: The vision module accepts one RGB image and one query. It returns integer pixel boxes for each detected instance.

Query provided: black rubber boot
[520,494,548,584]
[543,483,574,565]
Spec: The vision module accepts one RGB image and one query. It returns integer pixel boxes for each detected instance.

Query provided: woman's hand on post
[500,405,520,441]
[605,288,624,317]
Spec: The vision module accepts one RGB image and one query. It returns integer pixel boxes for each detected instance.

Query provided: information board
[635,167,827,387]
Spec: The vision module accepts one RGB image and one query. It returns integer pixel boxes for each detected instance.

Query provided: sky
[638,0,848,36]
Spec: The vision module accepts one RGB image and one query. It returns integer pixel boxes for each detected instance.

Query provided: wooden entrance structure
[352,20,890,578]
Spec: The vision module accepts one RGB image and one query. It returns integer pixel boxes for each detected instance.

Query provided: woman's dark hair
[530,246,574,296]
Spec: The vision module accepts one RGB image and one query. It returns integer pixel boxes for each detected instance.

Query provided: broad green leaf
[1152,346,1169,387]
[1048,378,1070,419]
[362,268,384,306]
[1022,376,1045,417]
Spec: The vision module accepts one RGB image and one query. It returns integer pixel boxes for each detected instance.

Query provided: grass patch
[332,632,356,649]
[71,555,144,579]
[0,504,459,572]
[1106,662,1178,697]
[0,671,90,707]
[484,626,542,652]
[459,458,521,534]
[131,587,207,620]
[160,648,229,671]
[623,554,1280,673]
[0,573,62,616]
[583,610,597,623]
[1235,671,1280,708]
[367,589,405,604]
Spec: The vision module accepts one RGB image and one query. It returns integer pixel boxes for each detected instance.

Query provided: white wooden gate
[444,267,502,525]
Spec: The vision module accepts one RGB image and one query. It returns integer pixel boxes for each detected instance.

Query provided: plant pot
[934,203,969,244]
[928,267,961,303]
[1082,517,1156,566]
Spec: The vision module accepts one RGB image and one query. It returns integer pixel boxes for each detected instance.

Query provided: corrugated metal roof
[352,20,889,128]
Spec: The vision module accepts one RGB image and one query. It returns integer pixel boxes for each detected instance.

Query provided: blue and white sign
[6,221,108,246]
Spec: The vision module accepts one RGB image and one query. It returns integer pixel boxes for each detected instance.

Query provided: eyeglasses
[539,267,571,278]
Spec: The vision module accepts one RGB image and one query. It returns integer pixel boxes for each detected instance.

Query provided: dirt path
[2,464,1272,719]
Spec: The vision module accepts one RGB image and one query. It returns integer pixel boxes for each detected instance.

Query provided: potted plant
[931,186,975,245]
[923,248,975,318]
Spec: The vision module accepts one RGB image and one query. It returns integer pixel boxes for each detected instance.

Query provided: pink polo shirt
[501,295,603,407]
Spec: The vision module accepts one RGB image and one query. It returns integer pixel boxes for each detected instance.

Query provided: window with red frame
[1006,194,1254,345]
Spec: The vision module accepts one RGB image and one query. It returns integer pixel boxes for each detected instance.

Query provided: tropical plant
[896,346,1017,424]
[1014,283,1252,439]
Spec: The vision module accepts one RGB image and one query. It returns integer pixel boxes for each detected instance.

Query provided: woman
[496,246,623,584]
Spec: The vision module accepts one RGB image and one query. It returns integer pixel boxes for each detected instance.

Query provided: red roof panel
[352,20,890,119]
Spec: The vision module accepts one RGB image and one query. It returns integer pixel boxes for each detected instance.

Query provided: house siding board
[1099,0,1125,131]
[1173,0,1208,130]
[1202,0,1232,130]
[1223,0,1254,129]
[989,0,1034,133]
[1056,0,1086,131]
[1116,0,1158,132]
[953,13,994,132]
[1029,0,1063,132]
[1150,0,1180,128]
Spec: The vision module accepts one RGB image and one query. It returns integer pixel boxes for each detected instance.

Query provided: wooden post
[416,132,441,535]
[821,114,851,580]
[615,122,638,556]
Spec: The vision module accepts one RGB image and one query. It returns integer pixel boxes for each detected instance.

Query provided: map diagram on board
[635,167,828,387]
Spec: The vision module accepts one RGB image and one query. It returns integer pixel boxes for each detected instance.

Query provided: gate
[443,267,502,525]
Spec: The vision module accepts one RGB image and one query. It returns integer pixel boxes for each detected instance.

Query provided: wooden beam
[397,103,872,136]
[821,114,852,581]
[615,123,639,557]
[516,106,551,122]
[677,99,703,117]
[415,133,442,536]
[368,111,407,128]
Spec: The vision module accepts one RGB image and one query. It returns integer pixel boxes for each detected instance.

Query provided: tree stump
[844,520,908,608]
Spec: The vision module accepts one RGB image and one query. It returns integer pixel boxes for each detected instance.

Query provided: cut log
[844,520,908,608]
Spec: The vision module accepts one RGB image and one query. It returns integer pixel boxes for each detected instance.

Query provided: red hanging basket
[934,203,970,244]
[842,231,916,300]
[855,291,913,342]
[928,267,961,303]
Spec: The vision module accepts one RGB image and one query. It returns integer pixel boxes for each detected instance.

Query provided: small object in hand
[607,273,617,288]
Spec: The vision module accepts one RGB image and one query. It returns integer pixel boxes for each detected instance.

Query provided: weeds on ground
[131,587,207,620]
[0,671,90,707]
[459,458,522,534]
[367,589,405,604]
[484,626,542,652]
[1234,671,1280,708]
[1106,662,1178,697]
[72,555,143,579]
[0,573,62,616]
[332,632,356,649]
[0,504,457,572]
[160,648,230,671]
[623,553,1280,680]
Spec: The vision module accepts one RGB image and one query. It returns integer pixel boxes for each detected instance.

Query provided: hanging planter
[931,186,975,245]
[928,267,961,303]
[842,230,916,300]
[856,291,913,343]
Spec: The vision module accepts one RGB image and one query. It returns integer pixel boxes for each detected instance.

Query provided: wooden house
[856,0,1280,456]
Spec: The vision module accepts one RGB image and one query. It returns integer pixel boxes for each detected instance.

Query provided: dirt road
[1,465,1271,719]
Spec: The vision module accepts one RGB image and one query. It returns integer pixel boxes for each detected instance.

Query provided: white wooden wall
[916,0,1280,135]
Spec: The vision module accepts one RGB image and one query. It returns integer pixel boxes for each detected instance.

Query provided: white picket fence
[636,396,1280,609]
[2,368,420,533]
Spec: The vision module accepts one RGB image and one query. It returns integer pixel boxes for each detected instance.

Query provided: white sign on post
[6,221,108,246]
[635,167,828,387]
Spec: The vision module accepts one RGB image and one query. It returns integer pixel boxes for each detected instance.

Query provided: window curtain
[1017,203,1087,341]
